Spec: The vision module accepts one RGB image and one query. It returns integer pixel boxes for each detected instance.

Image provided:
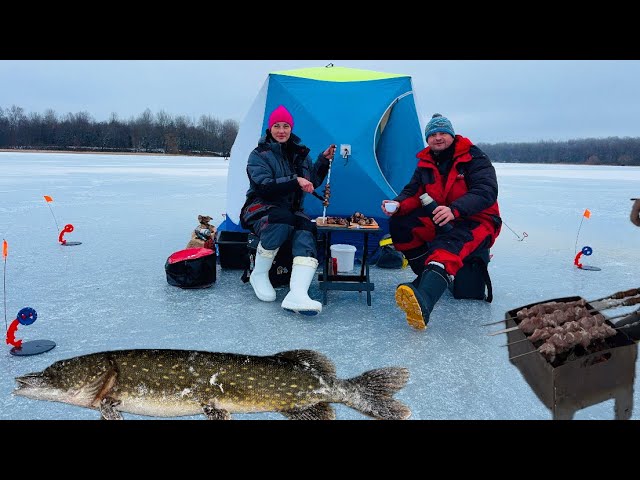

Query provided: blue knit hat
[425,113,455,139]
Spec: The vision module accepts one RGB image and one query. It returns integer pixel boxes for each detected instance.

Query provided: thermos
[419,193,453,233]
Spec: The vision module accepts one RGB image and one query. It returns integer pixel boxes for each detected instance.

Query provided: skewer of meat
[503,310,638,347]
[487,295,640,335]
[510,323,618,362]
[481,288,640,327]
[488,305,592,336]
[502,314,606,346]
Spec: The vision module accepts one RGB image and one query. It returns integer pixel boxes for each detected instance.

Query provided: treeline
[2,104,640,165]
[0,105,239,156]
[477,137,640,166]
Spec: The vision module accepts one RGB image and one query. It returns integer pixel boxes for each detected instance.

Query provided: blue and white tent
[220,65,426,239]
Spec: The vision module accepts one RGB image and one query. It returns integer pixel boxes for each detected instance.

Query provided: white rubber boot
[281,256,322,316]
[250,243,279,302]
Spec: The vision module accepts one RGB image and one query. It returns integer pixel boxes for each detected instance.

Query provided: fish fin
[202,404,232,420]
[281,402,335,420]
[99,397,123,420]
[344,367,411,420]
[273,350,336,377]
[89,358,119,408]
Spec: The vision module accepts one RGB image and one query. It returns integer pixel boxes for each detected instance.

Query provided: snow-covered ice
[1,152,639,420]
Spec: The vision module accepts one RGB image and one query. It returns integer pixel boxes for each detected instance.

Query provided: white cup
[384,201,399,213]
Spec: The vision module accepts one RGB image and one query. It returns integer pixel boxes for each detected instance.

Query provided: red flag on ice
[43,195,53,203]
[583,209,591,219]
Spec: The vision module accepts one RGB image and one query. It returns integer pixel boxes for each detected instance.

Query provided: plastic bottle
[419,193,454,233]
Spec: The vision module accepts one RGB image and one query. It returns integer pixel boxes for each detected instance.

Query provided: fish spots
[269,384,275,388]
[235,374,242,377]
[307,385,314,390]
[180,388,192,397]
[121,362,128,366]
[179,376,185,380]
[157,364,163,367]
[230,382,236,386]
[127,376,133,381]
[172,364,179,369]
[247,385,253,389]
[162,375,169,380]
[290,384,298,388]
[247,377,255,381]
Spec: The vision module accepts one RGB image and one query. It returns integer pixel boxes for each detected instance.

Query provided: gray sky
[1,60,638,144]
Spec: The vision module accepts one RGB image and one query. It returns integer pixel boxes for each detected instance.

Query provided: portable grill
[507,296,637,420]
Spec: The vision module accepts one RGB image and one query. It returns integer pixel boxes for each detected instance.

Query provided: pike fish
[13,348,411,420]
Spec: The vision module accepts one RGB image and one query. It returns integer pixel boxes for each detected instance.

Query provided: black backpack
[241,234,293,288]
[451,249,493,303]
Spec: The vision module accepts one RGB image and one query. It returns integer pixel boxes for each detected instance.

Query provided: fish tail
[343,367,411,420]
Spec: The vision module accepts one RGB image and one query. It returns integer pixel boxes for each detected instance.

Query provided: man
[381,114,502,329]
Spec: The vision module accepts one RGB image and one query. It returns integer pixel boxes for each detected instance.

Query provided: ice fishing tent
[219,65,426,241]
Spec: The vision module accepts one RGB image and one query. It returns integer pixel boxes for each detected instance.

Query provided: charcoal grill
[507,296,637,420]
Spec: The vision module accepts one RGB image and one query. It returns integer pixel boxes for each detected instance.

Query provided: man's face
[427,132,454,152]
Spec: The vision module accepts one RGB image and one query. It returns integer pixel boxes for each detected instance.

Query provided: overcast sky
[1,60,638,144]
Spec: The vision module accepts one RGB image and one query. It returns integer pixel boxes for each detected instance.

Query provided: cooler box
[165,248,216,288]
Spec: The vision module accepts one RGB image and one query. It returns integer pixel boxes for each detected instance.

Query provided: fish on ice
[14,348,411,420]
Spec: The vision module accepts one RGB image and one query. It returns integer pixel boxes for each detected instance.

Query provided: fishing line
[44,197,61,234]
[574,209,590,255]
[501,219,527,241]
[2,239,7,333]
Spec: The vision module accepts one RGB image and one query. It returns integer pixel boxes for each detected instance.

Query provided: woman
[240,105,336,315]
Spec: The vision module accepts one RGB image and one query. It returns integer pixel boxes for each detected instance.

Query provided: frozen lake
[1,151,639,420]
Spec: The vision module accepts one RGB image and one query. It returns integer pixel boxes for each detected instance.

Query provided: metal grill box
[506,296,637,420]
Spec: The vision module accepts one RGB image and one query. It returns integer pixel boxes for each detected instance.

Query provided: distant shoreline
[0,149,222,158]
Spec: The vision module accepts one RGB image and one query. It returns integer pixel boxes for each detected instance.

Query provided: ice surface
[1,152,639,420]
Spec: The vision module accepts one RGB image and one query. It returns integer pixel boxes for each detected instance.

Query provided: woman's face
[270,122,292,143]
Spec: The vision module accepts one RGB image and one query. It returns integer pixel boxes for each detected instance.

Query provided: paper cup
[384,202,398,213]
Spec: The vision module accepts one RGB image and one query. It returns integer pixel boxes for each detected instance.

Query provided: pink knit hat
[268,105,294,130]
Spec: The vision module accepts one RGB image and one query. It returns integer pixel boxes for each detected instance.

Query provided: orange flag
[583,209,591,219]
[2,239,7,259]
[43,195,53,203]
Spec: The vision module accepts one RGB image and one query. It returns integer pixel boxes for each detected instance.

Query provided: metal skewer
[500,311,639,347]
[508,316,638,362]
[487,299,640,336]
[481,289,640,327]
[321,151,335,221]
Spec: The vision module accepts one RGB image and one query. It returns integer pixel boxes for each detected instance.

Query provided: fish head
[14,356,105,405]
[15,367,72,403]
